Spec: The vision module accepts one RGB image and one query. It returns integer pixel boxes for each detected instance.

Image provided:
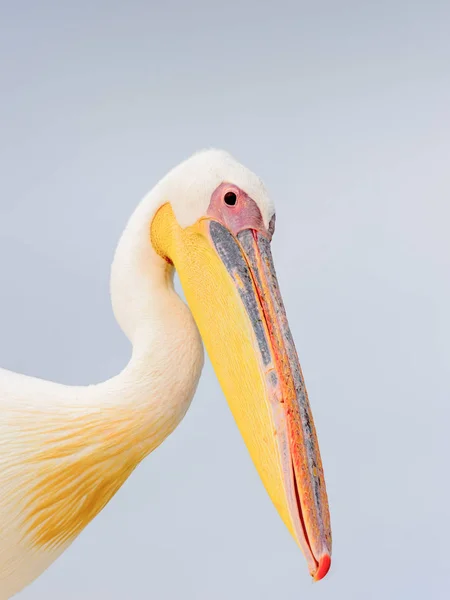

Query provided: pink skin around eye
[207,182,273,239]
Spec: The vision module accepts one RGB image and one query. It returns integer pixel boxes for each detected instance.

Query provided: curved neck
[105,183,205,435]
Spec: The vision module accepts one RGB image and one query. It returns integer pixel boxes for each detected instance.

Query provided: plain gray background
[1,1,449,599]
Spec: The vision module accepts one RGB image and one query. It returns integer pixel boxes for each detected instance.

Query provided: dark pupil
[224,191,237,206]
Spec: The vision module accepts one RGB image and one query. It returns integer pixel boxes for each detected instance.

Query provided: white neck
[106,185,208,439]
[100,177,204,437]
[2,177,205,481]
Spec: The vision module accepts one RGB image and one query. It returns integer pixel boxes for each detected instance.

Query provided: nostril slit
[224,191,237,206]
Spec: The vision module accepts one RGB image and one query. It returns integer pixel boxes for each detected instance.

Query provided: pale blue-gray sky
[1,1,449,599]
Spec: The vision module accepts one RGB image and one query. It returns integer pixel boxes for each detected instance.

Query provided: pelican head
[112,149,331,580]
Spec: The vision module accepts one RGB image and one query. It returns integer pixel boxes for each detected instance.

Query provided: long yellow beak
[151,203,332,580]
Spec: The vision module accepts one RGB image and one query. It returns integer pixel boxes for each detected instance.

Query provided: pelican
[0,150,331,598]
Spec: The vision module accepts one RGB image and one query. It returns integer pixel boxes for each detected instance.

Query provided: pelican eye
[224,191,237,206]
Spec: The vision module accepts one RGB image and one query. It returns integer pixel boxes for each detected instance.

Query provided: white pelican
[0,150,331,598]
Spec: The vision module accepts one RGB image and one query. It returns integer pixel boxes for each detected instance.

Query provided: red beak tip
[313,554,331,581]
